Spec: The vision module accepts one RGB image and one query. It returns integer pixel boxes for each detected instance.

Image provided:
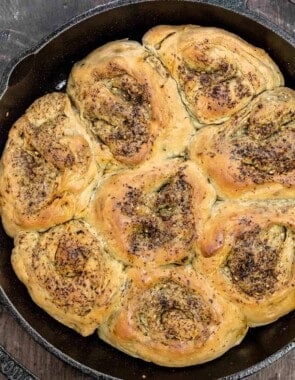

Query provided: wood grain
[0,0,294,379]
[247,0,295,36]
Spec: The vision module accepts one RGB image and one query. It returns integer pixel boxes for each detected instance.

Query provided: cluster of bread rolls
[0,25,294,367]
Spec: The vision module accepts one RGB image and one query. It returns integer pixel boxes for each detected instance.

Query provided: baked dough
[98,266,247,367]
[195,201,295,326]
[88,159,216,266]
[11,219,125,336]
[67,40,195,165]
[0,25,293,368]
[143,25,283,126]
[189,87,295,199]
[0,93,98,237]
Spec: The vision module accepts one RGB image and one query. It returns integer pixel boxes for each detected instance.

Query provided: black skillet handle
[0,344,38,380]
[0,293,38,379]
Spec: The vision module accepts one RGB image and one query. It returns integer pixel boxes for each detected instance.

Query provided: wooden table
[0,1,294,379]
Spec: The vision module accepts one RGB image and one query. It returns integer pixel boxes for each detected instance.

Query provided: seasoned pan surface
[0,1,294,379]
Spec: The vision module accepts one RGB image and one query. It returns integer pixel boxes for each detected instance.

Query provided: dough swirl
[195,201,295,326]
[98,267,247,367]
[143,25,283,125]
[189,87,295,199]
[12,220,125,336]
[67,40,195,165]
[89,159,215,266]
[0,93,97,236]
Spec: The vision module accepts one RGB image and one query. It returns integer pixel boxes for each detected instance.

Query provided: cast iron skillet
[0,1,294,379]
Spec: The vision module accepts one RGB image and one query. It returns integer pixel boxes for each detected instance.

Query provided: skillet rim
[0,0,294,379]
[1,0,295,95]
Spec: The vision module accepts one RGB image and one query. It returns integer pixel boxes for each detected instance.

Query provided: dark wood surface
[0,1,294,379]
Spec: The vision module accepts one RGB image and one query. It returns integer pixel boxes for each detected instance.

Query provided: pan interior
[0,2,294,379]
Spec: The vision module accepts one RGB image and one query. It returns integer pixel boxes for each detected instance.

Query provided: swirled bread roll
[195,201,295,326]
[0,93,98,237]
[98,266,248,367]
[67,40,195,166]
[88,159,216,266]
[143,25,283,126]
[189,87,295,199]
[11,220,125,336]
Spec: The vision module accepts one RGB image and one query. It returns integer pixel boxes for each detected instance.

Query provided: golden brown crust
[143,25,284,126]
[189,87,295,200]
[0,93,98,237]
[67,40,195,166]
[195,201,295,326]
[88,159,216,266]
[98,266,247,367]
[11,220,125,336]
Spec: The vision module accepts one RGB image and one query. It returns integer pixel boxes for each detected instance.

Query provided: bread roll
[99,266,247,367]
[12,220,125,336]
[67,40,195,166]
[143,25,283,126]
[195,200,295,326]
[189,87,295,199]
[88,159,216,266]
[0,93,98,237]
